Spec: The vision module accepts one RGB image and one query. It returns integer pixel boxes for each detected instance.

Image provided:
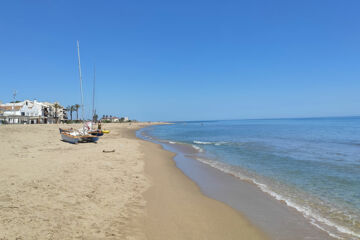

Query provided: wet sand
[164,145,333,240]
[0,123,266,239]
[138,129,335,240]
[139,130,267,240]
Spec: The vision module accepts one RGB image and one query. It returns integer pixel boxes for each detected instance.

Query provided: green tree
[69,105,74,121]
[74,104,80,121]
[66,106,72,121]
[53,103,60,123]
[93,113,98,122]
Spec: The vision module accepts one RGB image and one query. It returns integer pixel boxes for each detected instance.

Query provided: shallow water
[141,117,360,239]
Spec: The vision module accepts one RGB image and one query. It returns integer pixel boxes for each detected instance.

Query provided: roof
[0,106,22,111]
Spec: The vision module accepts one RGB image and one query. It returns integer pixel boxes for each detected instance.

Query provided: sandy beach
[0,123,266,240]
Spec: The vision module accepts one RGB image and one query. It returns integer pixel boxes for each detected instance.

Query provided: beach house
[100,116,130,123]
[101,116,120,122]
[0,100,67,124]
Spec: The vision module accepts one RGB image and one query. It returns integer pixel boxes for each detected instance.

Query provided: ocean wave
[193,157,360,240]
[193,140,227,146]
[192,145,203,152]
[138,127,360,239]
[194,140,213,144]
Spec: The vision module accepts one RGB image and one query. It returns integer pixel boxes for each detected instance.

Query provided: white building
[100,116,130,123]
[0,100,66,124]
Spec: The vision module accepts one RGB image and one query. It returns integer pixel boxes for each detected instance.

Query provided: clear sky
[1,0,360,121]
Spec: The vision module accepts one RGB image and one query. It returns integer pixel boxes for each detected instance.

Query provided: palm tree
[69,105,74,121]
[92,110,98,122]
[66,106,72,121]
[74,104,80,121]
[53,103,60,123]
[93,113,98,122]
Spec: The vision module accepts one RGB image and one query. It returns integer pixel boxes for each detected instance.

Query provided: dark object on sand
[103,149,115,153]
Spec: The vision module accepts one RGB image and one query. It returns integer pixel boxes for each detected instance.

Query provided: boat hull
[80,135,99,142]
[89,130,104,136]
[61,132,79,144]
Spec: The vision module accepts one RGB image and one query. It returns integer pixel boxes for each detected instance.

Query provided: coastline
[139,125,337,240]
[138,126,267,240]
[0,122,266,239]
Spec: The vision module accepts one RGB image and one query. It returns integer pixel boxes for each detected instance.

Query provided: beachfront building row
[0,100,67,124]
[101,116,129,123]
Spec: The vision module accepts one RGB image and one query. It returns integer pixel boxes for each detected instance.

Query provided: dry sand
[0,123,267,240]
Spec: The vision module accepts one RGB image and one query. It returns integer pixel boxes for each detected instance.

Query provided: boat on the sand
[60,41,101,144]
[60,131,99,144]
[89,129,104,136]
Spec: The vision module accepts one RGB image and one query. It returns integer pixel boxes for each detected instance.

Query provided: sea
[138,117,360,240]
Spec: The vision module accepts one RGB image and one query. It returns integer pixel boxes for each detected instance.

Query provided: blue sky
[1,0,360,121]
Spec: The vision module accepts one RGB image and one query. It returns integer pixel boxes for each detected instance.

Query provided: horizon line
[163,115,360,123]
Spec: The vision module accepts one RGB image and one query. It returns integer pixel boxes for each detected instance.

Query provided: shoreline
[0,122,266,239]
[137,125,267,240]
[138,126,336,240]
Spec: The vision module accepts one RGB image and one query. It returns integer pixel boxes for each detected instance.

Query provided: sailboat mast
[77,40,85,122]
[92,64,96,122]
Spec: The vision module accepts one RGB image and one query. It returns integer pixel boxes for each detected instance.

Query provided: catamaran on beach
[60,41,102,144]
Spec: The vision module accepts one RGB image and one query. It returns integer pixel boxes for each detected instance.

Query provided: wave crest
[193,140,227,146]
[192,145,204,152]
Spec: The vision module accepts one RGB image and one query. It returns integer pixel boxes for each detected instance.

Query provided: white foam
[194,140,213,144]
[255,185,360,239]
[193,140,227,146]
[139,130,360,239]
[193,157,360,240]
[192,145,203,152]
